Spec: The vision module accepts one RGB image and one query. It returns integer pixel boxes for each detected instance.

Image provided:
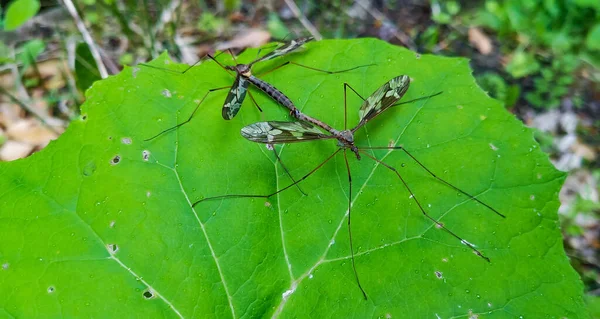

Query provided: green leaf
[3,0,39,31]
[588,294,600,317]
[16,39,45,70]
[75,42,101,93]
[586,23,600,51]
[197,13,226,34]
[0,39,587,317]
[506,50,540,78]
[267,13,290,40]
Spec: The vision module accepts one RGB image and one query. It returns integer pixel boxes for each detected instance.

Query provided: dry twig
[283,0,322,40]
[61,0,109,78]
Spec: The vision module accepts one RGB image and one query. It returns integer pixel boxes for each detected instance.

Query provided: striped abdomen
[247,75,300,117]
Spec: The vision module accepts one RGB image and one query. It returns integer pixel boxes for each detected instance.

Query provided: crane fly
[142,36,373,141]
[192,76,505,299]
[142,38,371,197]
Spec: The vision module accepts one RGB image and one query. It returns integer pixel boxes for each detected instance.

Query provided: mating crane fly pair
[143,38,505,300]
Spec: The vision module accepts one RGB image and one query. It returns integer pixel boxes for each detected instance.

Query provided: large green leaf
[0,39,586,318]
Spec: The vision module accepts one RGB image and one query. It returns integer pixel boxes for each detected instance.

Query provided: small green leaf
[587,294,600,318]
[3,0,39,31]
[586,24,600,51]
[75,42,101,93]
[267,13,290,40]
[0,39,587,318]
[16,39,45,70]
[506,50,540,78]
[197,13,225,33]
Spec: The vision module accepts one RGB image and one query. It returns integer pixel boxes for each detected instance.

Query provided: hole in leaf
[81,114,87,121]
[121,137,132,145]
[142,150,150,161]
[47,286,55,293]
[107,244,119,254]
[435,271,443,279]
[110,155,121,165]
[143,290,155,299]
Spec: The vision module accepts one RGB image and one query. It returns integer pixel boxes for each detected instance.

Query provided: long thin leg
[345,83,442,107]
[359,150,491,262]
[344,149,368,300]
[255,43,280,59]
[138,51,229,75]
[358,146,504,218]
[144,86,231,141]
[246,90,264,113]
[343,82,348,130]
[344,82,367,102]
[255,61,375,78]
[244,90,303,195]
[388,91,444,108]
[271,145,307,196]
[192,149,341,207]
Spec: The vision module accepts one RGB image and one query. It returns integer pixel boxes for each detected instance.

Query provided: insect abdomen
[248,76,299,115]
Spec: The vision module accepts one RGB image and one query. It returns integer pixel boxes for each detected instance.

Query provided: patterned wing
[222,75,250,120]
[251,37,314,64]
[241,121,332,144]
[354,75,410,131]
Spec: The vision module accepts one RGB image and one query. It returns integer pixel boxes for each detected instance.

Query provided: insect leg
[358,150,492,262]
[246,90,264,114]
[388,91,443,108]
[271,145,307,196]
[138,50,230,75]
[254,61,375,78]
[344,149,368,300]
[144,86,231,141]
[254,43,281,59]
[358,146,504,218]
[344,83,442,108]
[192,149,341,207]
[343,82,367,102]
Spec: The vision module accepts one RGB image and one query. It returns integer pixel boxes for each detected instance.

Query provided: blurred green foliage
[428,0,599,109]
[470,0,600,108]
[3,0,40,31]
[476,72,520,107]
[75,42,101,92]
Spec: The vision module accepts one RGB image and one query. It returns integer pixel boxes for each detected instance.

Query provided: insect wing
[241,120,331,144]
[354,75,410,130]
[222,75,250,120]
[252,37,314,64]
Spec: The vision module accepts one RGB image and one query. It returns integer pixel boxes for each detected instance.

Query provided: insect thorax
[335,130,355,148]
[232,64,251,76]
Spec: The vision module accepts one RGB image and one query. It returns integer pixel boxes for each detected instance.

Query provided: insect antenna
[192,149,341,207]
[359,146,505,218]
[343,149,368,300]
[359,150,491,262]
[228,48,240,66]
